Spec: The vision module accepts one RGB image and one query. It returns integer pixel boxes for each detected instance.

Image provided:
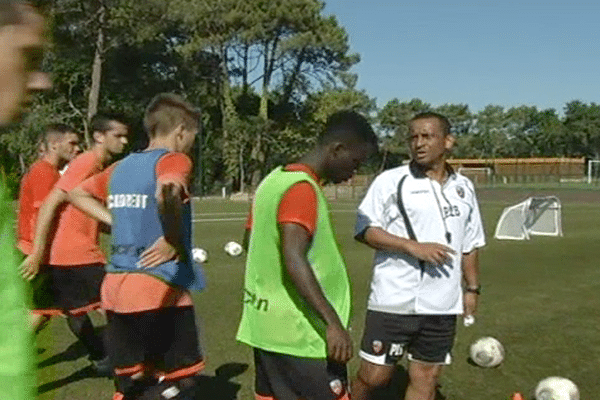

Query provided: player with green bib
[237,111,378,400]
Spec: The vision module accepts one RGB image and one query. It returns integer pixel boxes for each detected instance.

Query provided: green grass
[36,191,600,399]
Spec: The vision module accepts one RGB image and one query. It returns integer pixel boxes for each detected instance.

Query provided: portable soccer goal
[494,196,563,240]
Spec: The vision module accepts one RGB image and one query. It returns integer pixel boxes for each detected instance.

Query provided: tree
[470,105,510,158]
[563,101,600,158]
[173,0,359,188]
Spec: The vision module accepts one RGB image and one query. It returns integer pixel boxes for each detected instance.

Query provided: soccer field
[36,189,600,399]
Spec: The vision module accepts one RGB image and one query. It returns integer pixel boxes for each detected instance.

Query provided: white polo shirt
[355,162,486,315]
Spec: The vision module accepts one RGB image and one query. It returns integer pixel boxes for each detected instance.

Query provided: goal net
[494,196,563,240]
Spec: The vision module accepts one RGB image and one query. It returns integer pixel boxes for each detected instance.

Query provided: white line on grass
[192,209,356,223]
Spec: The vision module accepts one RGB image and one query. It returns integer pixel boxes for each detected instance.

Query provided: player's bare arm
[139,180,186,269]
[69,186,112,226]
[362,226,455,265]
[20,187,67,281]
[281,222,353,364]
[462,249,480,316]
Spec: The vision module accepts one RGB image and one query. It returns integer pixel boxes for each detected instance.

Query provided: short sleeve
[277,182,318,236]
[156,153,193,196]
[56,153,100,193]
[79,163,117,201]
[355,173,390,239]
[462,181,486,253]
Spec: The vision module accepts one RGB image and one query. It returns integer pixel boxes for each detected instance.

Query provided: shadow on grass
[37,325,106,369]
[370,365,447,400]
[192,362,249,400]
[37,340,87,369]
[37,365,106,394]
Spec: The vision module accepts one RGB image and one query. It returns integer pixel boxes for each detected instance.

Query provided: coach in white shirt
[351,112,485,400]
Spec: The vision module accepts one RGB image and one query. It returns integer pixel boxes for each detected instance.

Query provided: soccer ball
[224,241,243,257]
[469,336,504,367]
[535,377,579,400]
[192,247,208,263]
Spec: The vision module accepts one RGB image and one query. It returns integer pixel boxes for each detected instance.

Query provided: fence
[225,158,595,202]
[322,174,373,200]
[447,157,587,186]
[323,157,594,201]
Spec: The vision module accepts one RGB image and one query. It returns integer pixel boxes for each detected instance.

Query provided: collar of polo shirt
[408,160,456,180]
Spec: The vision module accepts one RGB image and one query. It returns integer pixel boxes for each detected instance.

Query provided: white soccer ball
[535,377,579,400]
[224,241,243,257]
[469,336,504,367]
[192,247,208,263]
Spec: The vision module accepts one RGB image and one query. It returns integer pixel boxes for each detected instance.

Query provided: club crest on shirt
[329,379,343,396]
[456,186,465,198]
[372,340,383,354]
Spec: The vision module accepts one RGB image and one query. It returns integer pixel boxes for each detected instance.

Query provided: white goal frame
[494,196,563,240]
[587,159,600,184]
[457,167,493,176]
[457,167,493,184]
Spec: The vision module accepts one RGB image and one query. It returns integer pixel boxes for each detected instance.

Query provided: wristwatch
[465,285,481,295]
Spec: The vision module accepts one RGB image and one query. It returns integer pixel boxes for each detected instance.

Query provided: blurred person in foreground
[0,0,51,398]
[237,111,378,400]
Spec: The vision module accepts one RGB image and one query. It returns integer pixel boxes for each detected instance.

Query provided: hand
[139,236,179,269]
[408,242,455,265]
[326,323,353,364]
[463,292,479,317]
[20,254,41,281]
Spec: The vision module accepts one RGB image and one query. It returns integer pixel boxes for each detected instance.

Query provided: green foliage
[563,100,600,158]
[3,1,600,196]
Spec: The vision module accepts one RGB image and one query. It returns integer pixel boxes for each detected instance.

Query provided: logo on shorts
[456,186,465,198]
[329,379,343,396]
[389,343,404,357]
[372,340,383,354]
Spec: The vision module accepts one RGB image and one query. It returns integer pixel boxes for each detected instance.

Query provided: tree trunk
[219,46,239,188]
[280,49,305,106]
[251,38,279,190]
[86,1,105,147]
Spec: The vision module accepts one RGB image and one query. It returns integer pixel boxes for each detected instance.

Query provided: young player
[237,110,378,400]
[0,1,51,398]
[17,124,80,331]
[70,93,206,400]
[20,113,130,372]
[351,112,485,400]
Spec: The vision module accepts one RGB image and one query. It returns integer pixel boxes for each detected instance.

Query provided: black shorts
[28,261,104,316]
[254,348,349,400]
[21,253,106,316]
[106,306,204,380]
[29,269,55,310]
[359,311,457,365]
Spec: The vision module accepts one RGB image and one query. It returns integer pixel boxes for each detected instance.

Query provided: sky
[323,1,600,114]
